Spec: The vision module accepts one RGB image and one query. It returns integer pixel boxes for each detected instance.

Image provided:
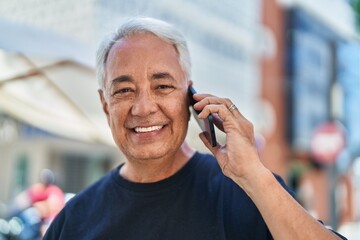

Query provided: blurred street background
[0,0,360,238]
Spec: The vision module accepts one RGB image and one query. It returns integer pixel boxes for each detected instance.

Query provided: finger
[199,132,220,154]
[193,96,231,110]
[226,103,243,119]
[192,93,215,101]
[212,113,225,132]
[194,96,242,118]
[198,104,238,124]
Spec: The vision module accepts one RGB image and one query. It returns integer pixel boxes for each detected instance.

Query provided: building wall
[0,0,266,155]
[0,114,123,204]
[260,0,289,178]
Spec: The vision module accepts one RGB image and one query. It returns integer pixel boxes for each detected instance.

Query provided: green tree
[353,0,360,32]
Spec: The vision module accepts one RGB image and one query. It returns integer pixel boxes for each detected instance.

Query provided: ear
[98,89,110,126]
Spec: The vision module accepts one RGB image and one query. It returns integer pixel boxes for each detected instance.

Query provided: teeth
[134,125,163,133]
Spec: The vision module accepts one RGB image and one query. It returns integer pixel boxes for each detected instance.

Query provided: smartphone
[188,86,217,147]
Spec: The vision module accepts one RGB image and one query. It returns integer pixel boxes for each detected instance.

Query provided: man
[44,17,346,239]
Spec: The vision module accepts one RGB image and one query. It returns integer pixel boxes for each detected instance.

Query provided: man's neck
[119,142,195,183]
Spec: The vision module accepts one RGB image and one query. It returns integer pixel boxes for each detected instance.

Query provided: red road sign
[310,122,346,165]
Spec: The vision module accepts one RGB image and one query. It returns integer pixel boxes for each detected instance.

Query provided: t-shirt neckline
[112,151,201,193]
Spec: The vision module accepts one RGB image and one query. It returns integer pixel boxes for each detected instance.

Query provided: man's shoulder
[63,166,119,212]
[43,167,120,239]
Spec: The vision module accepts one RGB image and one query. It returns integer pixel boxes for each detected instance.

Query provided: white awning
[0,19,113,145]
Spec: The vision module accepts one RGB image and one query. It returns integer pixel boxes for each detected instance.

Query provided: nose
[131,91,158,117]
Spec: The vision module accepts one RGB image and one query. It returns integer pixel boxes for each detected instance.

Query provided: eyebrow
[110,75,133,87]
[109,72,176,87]
[151,72,176,82]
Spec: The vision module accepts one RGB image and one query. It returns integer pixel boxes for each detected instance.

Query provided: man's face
[100,33,190,161]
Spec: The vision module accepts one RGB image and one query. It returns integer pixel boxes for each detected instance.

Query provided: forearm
[233,168,341,240]
[194,93,343,239]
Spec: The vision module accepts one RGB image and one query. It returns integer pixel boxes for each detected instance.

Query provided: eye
[119,88,131,93]
[155,85,175,95]
[157,85,173,90]
[112,88,134,96]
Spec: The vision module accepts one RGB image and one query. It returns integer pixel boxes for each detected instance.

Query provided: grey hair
[96,17,192,90]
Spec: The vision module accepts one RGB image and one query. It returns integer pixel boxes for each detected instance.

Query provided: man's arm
[194,93,345,240]
[233,166,342,240]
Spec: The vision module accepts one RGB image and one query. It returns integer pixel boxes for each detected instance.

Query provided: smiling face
[99,33,190,162]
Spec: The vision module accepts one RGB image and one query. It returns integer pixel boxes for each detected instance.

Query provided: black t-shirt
[43,152,307,239]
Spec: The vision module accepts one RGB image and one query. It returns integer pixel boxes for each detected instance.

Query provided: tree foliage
[352,0,360,31]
